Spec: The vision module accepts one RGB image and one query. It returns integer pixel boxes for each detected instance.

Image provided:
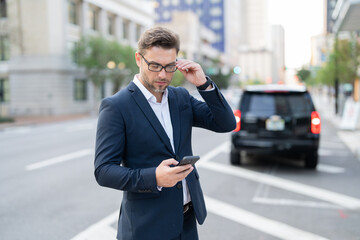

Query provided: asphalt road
[0,115,360,240]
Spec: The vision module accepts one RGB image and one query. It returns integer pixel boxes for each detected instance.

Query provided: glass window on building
[67,41,80,63]
[172,0,180,6]
[0,0,6,18]
[0,78,9,102]
[108,14,115,36]
[88,6,99,31]
[210,6,222,16]
[0,35,10,61]
[74,79,87,101]
[163,11,171,20]
[68,0,79,25]
[210,20,222,29]
[163,0,170,7]
[122,19,130,41]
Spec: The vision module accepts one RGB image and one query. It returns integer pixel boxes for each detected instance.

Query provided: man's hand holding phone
[155,156,200,188]
[177,156,200,166]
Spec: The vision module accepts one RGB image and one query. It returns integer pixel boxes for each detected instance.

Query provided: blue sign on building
[154,0,225,52]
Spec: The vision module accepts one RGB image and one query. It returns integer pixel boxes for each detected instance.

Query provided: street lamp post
[334,34,339,115]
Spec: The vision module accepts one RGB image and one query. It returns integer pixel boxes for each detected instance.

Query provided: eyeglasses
[139,53,177,73]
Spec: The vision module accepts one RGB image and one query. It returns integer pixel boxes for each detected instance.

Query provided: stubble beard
[141,71,170,93]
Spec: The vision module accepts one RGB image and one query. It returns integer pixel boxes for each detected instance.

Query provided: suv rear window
[241,92,313,115]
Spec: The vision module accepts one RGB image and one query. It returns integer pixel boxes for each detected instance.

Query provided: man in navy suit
[94,27,236,240]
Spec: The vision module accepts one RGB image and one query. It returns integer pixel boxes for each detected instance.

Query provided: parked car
[230,84,321,169]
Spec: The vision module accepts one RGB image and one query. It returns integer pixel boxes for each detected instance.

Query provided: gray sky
[268,0,324,69]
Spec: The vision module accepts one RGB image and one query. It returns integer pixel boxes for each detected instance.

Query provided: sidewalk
[0,114,91,130]
[313,93,360,160]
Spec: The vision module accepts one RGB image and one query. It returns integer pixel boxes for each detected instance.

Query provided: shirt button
[177,183,182,189]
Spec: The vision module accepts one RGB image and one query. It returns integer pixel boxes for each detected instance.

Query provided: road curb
[0,114,92,131]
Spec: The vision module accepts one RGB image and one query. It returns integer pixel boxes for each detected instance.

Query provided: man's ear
[135,52,141,67]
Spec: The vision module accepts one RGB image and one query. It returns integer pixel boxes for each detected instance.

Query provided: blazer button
[177,183,182,189]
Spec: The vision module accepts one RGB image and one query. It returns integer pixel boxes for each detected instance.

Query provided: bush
[0,117,14,123]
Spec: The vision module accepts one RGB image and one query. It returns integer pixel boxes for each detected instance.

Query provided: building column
[80,1,89,34]
[115,16,123,41]
[98,8,107,36]
[128,21,136,48]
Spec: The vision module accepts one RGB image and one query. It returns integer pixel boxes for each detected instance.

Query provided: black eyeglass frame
[138,52,177,73]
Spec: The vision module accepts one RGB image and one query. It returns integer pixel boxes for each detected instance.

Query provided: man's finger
[161,158,178,166]
[174,165,193,175]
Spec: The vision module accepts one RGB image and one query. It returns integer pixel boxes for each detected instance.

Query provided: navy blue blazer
[94,81,236,240]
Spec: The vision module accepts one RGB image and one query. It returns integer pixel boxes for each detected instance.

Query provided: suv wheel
[230,149,241,165]
[304,151,318,169]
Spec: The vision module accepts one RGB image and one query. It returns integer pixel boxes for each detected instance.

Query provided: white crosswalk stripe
[68,142,357,239]
[200,160,360,210]
[26,149,93,171]
[206,196,329,240]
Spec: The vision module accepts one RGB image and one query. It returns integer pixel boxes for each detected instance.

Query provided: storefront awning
[332,0,360,32]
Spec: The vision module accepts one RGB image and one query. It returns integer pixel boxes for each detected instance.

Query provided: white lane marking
[337,131,359,152]
[252,197,341,209]
[66,123,96,132]
[70,211,118,240]
[26,149,93,171]
[71,196,330,240]
[205,196,329,240]
[317,164,345,174]
[70,142,345,239]
[200,161,360,210]
[320,141,346,149]
[319,149,349,157]
[2,127,33,134]
[196,141,229,166]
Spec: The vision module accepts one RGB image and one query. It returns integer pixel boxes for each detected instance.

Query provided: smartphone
[177,156,200,166]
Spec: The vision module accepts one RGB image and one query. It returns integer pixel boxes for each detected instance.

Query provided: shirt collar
[133,74,168,104]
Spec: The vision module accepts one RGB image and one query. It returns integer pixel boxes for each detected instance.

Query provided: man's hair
[137,27,180,55]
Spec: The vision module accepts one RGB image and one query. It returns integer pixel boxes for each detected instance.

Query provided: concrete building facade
[153,0,285,85]
[270,25,285,84]
[154,0,226,53]
[236,0,285,84]
[155,11,219,67]
[331,0,360,102]
[0,0,154,117]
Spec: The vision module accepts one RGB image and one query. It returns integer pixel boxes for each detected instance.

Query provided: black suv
[230,85,321,169]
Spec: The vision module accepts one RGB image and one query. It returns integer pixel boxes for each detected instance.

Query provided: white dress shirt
[133,75,191,205]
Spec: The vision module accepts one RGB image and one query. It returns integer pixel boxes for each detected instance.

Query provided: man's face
[136,47,177,95]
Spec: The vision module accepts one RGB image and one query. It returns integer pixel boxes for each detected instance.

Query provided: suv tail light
[233,110,241,132]
[311,111,321,134]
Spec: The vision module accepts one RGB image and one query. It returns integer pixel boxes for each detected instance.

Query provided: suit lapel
[168,88,181,154]
[128,82,174,155]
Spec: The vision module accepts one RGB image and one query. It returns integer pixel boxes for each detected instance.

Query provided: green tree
[202,58,232,89]
[316,53,336,86]
[73,36,138,100]
[333,38,359,84]
[296,67,311,82]
[208,71,232,89]
[314,37,360,86]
